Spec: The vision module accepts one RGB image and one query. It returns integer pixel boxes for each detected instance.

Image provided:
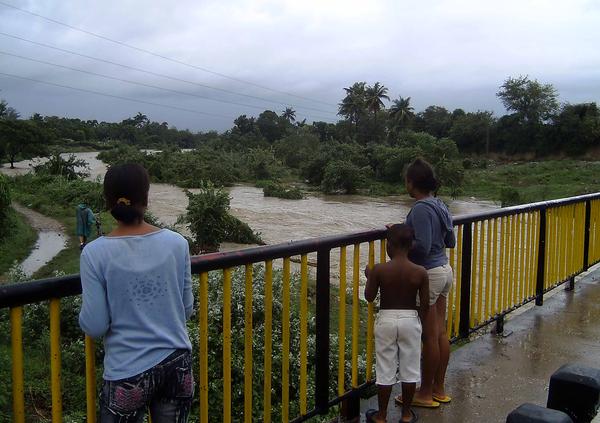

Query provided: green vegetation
[9,174,262,277]
[33,153,91,180]
[0,173,10,234]
[11,173,104,218]
[463,160,600,205]
[262,181,304,199]
[0,209,37,279]
[177,183,264,253]
[0,174,37,279]
[0,264,369,422]
[3,74,599,421]
[3,75,599,203]
[8,172,110,279]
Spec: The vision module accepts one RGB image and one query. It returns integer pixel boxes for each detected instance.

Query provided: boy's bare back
[365,258,429,311]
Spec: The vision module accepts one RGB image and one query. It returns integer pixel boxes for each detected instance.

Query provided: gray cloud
[0,0,598,130]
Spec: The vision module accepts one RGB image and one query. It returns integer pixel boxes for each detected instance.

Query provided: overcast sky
[0,0,599,131]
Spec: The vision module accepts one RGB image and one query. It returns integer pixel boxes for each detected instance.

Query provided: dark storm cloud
[0,0,598,130]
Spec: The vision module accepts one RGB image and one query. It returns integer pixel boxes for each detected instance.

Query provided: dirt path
[11,203,68,278]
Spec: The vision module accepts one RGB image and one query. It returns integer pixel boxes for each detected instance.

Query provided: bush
[381,147,422,183]
[245,148,286,180]
[33,154,90,180]
[436,158,465,198]
[274,134,319,169]
[321,161,365,194]
[98,145,286,187]
[262,182,303,200]
[12,173,104,215]
[177,182,263,253]
[301,156,330,185]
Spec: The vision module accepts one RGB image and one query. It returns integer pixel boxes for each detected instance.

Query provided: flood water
[3,152,499,281]
[70,152,497,247]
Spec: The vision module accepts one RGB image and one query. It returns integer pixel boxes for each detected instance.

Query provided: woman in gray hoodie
[396,158,456,409]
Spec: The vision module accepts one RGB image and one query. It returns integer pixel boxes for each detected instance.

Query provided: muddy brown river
[3,152,499,281]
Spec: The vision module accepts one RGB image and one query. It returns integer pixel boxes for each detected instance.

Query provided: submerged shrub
[33,154,90,180]
[177,182,263,253]
[262,182,303,199]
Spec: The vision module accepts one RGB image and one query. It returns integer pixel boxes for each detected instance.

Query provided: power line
[0,32,338,118]
[0,71,234,119]
[0,50,335,122]
[0,0,336,108]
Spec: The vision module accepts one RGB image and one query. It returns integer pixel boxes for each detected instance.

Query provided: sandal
[366,408,386,422]
[400,409,419,423]
[432,394,451,403]
[394,395,439,408]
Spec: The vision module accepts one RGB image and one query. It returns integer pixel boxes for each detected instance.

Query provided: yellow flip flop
[432,394,452,403]
[395,395,440,408]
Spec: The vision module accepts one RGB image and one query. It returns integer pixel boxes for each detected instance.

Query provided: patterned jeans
[100,349,194,423]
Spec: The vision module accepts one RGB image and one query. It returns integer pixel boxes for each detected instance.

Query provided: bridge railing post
[315,248,330,415]
[459,222,473,339]
[535,207,547,306]
[583,200,591,271]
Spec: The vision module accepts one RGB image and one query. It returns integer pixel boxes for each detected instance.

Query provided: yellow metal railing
[460,211,543,328]
[545,203,586,289]
[3,193,600,422]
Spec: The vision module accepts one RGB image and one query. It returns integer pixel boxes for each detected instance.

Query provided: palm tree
[389,96,414,132]
[282,107,296,123]
[338,82,367,125]
[365,82,390,115]
[0,99,19,120]
[132,112,149,128]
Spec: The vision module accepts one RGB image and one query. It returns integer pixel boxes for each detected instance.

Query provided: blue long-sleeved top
[79,228,193,380]
[406,197,456,269]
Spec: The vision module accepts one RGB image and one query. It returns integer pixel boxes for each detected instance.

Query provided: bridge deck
[361,265,600,423]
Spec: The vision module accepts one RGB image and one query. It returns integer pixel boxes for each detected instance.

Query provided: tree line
[1,76,597,157]
[1,75,598,195]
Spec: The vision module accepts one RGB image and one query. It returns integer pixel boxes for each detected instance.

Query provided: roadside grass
[463,160,600,204]
[0,209,37,280]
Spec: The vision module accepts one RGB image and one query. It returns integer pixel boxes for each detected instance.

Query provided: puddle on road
[19,231,67,278]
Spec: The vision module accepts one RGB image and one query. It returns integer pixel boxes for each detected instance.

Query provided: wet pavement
[361,265,600,423]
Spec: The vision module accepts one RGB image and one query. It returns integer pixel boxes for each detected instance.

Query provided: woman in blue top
[396,158,455,409]
[79,163,194,422]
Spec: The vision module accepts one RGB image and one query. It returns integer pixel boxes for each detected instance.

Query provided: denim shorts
[100,349,194,423]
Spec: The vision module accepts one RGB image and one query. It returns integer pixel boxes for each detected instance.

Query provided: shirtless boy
[364,224,430,423]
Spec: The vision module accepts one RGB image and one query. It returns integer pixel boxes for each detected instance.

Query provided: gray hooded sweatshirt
[405,197,456,269]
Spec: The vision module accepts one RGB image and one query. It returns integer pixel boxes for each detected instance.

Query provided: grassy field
[0,209,38,280]
[463,160,600,204]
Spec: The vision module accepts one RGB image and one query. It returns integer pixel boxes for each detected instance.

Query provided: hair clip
[117,197,131,206]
